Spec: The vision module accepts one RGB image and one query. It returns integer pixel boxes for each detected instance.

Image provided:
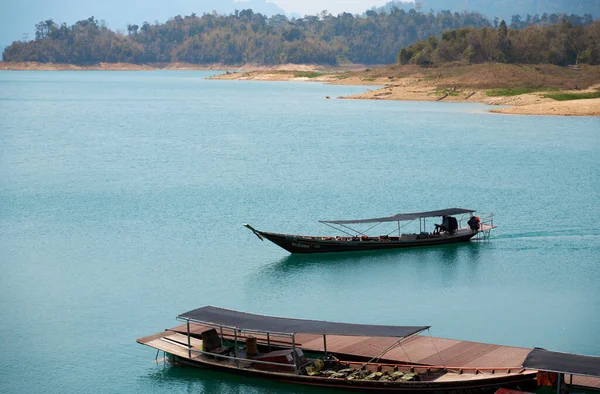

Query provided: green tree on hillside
[398,20,600,66]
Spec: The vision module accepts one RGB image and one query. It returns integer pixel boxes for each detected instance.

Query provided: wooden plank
[460,346,531,368]
[164,332,203,348]
[137,331,170,345]
[142,337,190,358]
[571,375,600,389]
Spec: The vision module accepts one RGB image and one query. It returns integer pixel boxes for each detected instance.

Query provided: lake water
[0,70,599,393]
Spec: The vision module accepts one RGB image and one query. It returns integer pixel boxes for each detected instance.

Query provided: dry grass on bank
[353,63,600,90]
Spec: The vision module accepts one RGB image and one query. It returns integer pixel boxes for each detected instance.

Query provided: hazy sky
[257,0,397,15]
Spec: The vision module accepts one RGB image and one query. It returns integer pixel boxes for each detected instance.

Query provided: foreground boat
[138,306,535,392]
[244,208,495,254]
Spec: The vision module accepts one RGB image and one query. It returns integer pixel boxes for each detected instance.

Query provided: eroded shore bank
[209,63,600,117]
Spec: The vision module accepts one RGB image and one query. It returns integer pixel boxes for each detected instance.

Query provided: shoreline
[0,61,234,71]
[0,61,357,72]
[209,69,600,117]
[2,61,599,116]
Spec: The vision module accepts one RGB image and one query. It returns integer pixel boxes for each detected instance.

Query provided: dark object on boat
[468,216,481,231]
[200,328,231,355]
[246,336,258,356]
[254,348,307,371]
[244,208,495,254]
[138,306,536,392]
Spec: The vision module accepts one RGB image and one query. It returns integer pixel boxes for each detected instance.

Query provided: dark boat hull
[172,353,536,393]
[258,231,479,254]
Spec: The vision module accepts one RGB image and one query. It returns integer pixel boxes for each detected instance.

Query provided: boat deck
[138,322,600,390]
[164,322,529,369]
[139,331,529,384]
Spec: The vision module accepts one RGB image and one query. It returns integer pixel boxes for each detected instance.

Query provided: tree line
[398,20,600,66]
[2,8,597,65]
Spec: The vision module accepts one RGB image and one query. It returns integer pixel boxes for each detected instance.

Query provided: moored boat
[137,306,535,392]
[244,208,495,254]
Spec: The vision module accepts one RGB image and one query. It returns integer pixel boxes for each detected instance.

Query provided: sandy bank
[210,67,600,116]
[0,61,365,72]
[345,83,600,116]
[489,98,600,116]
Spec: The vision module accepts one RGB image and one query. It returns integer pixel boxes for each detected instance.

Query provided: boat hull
[171,353,536,393]
[258,230,479,254]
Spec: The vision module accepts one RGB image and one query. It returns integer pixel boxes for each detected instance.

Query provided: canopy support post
[186,320,191,359]
[234,329,239,368]
[557,373,563,394]
[267,333,271,352]
[220,326,224,346]
[323,335,328,358]
[292,334,297,374]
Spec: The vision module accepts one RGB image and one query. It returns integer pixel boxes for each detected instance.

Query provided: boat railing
[162,335,304,372]
[189,347,300,371]
[163,335,527,377]
[176,318,304,373]
[478,212,495,240]
[341,359,524,375]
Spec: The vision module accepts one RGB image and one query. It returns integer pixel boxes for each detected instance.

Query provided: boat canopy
[522,348,600,377]
[320,208,475,225]
[178,306,430,338]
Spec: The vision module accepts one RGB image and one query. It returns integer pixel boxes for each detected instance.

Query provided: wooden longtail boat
[137,306,536,392]
[244,208,495,254]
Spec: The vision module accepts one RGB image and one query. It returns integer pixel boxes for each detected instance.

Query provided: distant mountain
[0,0,287,51]
[376,0,599,21]
[234,0,287,16]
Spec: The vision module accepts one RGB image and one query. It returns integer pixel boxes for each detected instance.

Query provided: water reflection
[143,363,341,394]
[263,242,484,275]
[242,242,488,302]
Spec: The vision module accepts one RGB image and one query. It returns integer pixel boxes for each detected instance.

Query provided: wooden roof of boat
[320,208,475,225]
[178,306,429,338]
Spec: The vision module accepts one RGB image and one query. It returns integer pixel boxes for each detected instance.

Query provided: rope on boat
[360,339,408,370]
[428,329,445,367]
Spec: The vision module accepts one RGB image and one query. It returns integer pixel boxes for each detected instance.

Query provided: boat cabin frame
[176,306,430,375]
[319,208,495,240]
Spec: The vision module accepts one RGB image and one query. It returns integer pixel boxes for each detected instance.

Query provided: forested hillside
[1,10,497,65]
[398,20,600,66]
[2,8,597,66]
[376,1,599,22]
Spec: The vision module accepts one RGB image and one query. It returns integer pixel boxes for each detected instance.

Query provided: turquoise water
[0,70,599,393]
